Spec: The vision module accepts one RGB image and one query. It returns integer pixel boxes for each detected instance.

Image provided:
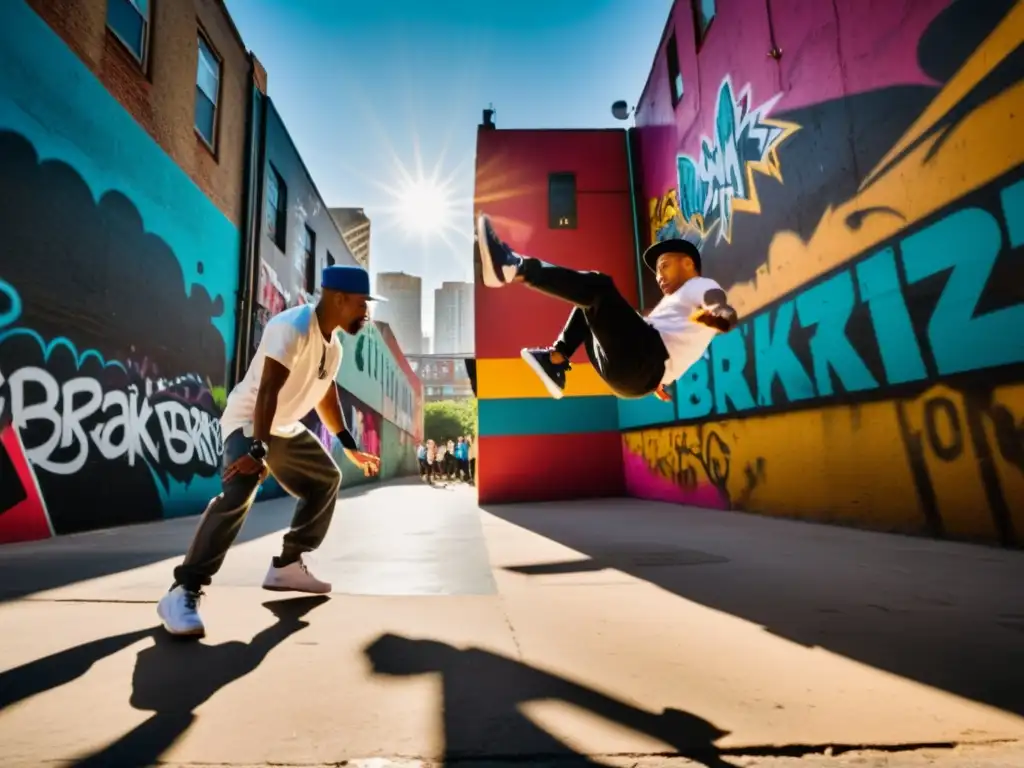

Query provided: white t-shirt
[645,276,722,385]
[219,304,343,439]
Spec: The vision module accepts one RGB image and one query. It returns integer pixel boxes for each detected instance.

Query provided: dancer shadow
[364,633,735,767]
[71,595,328,767]
[0,627,155,713]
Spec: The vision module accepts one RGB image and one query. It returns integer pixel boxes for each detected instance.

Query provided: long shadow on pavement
[52,595,329,767]
[483,500,1024,718]
[0,480,402,604]
[364,633,736,767]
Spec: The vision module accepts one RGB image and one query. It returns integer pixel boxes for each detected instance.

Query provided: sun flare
[395,176,455,236]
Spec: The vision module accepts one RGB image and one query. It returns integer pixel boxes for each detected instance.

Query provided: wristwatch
[248,439,268,461]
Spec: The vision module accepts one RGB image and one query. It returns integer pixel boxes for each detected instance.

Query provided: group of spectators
[417,436,475,484]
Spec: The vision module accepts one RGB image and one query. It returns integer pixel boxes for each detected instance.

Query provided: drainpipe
[624,127,645,310]
[230,54,267,387]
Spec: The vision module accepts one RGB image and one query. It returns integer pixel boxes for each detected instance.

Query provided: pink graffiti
[622,446,728,510]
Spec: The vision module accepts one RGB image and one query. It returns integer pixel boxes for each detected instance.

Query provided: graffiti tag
[0,366,222,476]
[675,76,799,246]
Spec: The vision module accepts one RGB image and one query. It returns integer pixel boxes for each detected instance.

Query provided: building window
[106,0,150,64]
[548,172,577,229]
[303,225,317,293]
[266,165,287,250]
[195,33,221,149]
[666,33,684,106]
[693,0,716,46]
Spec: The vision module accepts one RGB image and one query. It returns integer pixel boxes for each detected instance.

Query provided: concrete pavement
[0,478,1022,767]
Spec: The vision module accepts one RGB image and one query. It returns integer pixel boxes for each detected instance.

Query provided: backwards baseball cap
[321,265,386,301]
[642,238,702,274]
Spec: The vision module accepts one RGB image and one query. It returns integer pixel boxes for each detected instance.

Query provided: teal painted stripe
[479,395,620,437]
[617,390,676,430]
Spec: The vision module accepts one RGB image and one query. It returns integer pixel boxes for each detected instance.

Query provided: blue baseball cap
[321,265,386,301]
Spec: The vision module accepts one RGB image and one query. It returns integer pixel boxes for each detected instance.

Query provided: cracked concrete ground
[0,479,1022,767]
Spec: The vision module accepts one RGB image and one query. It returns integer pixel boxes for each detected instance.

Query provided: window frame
[547,172,578,230]
[666,32,684,107]
[194,28,222,152]
[303,224,317,294]
[265,164,288,251]
[106,0,152,69]
[692,0,716,49]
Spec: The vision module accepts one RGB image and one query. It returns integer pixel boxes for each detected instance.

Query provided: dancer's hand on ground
[222,454,269,483]
[653,385,672,402]
[347,450,381,476]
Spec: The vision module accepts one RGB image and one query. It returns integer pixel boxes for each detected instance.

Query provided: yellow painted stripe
[477,357,613,399]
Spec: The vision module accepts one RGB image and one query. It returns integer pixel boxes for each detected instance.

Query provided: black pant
[520,258,668,397]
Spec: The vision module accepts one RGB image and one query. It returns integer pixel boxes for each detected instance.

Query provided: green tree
[424,399,477,442]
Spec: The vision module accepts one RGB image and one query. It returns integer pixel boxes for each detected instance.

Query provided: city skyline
[374,270,474,357]
[374,271,423,355]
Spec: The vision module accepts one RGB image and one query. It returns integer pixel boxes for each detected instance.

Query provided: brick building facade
[24,0,252,224]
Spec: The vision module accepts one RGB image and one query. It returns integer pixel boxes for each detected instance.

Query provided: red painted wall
[474,128,640,362]
[477,431,626,505]
[473,127,639,504]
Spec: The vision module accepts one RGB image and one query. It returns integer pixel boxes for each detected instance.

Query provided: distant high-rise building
[374,272,422,355]
[433,281,474,355]
[328,207,371,270]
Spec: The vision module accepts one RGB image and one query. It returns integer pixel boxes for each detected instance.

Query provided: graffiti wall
[330,388,380,489]
[0,6,239,543]
[626,0,1023,544]
[377,321,424,440]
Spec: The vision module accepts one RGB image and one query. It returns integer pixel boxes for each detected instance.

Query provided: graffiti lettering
[673,174,1024,422]
[675,77,800,246]
[896,386,1022,545]
[2,366,222,476]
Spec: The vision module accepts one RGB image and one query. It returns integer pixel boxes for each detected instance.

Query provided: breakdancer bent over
[475,214,739,401]
[158,265,383,637]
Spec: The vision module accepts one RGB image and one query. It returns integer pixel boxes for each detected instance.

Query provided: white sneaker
[262,557,331,594]
[157,585,206,637]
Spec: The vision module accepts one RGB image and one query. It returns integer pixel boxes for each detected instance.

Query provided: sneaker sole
[476,215,505,288]
[520,349,566,400]
[157,604,206,638]
[262,583,332,594]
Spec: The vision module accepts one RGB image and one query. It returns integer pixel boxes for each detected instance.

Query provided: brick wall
[24,0,251,226]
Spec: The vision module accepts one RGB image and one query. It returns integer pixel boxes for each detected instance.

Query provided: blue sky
[223,0,672,337]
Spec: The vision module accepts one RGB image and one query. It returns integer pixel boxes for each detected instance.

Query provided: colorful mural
[626,0,1023,544]
[291,333,421,491]
[378,322,424,440]
[672,76,800,247]
[0,5,239,543]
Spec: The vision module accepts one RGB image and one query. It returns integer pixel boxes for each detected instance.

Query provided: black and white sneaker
[521,348,571,399]
[477,214,523,287]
